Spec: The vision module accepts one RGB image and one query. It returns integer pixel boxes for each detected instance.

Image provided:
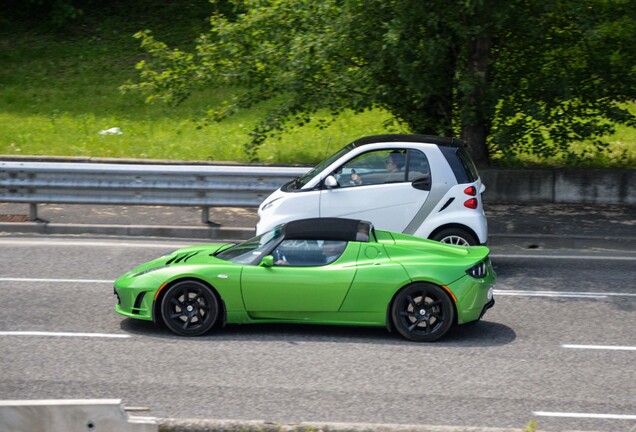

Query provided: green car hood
[121,243,231,278]
[162,244,231,266]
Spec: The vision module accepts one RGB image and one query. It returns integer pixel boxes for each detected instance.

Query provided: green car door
[240,241,360,318]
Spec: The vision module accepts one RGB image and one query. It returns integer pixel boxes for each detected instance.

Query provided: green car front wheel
[160,280,220,336]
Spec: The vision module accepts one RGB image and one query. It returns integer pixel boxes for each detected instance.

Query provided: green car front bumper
[114,275,159,322]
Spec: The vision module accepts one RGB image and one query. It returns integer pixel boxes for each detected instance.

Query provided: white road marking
[0,331,130,338]
[0,239,197,248]
[490,254,636,261]
[0,278,113,284]
[493,289,636,299]
[562,344,636,351]
[533,411,636,420]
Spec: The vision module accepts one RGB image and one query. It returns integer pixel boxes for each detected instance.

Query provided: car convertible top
[351,134,464,149]
[283,218,372,242]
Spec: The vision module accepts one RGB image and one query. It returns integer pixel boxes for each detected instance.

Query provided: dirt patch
[0,214,29,222]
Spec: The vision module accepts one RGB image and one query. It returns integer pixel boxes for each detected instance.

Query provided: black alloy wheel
[391,283,455,342]
[160,280,219,336]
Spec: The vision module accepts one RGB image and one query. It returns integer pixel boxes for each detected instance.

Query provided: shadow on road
[120,318,516,347]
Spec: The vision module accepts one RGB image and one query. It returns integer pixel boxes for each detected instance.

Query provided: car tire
[160,280,219,336]
[431,228,477,246]
[391,283,455,342]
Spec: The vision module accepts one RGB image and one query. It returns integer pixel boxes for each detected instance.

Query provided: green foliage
[0,22,398,164]
[123,0,479,160]
[2,0,84,29]
[523,421,538,432]
[1,0,634,167]
[491,0,636,161]
[123,0,636,165]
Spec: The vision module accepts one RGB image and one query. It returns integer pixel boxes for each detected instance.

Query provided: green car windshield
[214,226,283,264]
[285,143,354,190]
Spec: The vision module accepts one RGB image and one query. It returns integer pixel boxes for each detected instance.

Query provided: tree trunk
[460,12,494,167]
[462,123,490,167]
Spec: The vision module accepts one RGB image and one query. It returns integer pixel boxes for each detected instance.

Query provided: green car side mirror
[259,255,274,267]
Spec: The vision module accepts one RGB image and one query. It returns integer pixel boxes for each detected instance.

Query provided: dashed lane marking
[0,277,113,283]
[562,344,636,351]
[533,411,636,420]
[0,331,130,338]
[493,289,636,299]
[490,254,636,260]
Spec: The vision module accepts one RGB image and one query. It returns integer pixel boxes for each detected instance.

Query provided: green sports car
[114,218,495,342]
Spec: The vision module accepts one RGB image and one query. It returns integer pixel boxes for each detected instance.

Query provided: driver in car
[351,151,405,185]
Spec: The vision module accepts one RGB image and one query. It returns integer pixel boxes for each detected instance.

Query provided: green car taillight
[466,258,489,279]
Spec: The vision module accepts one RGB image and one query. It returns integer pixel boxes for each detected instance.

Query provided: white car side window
[406,149,431,181]
[335,149,407,188]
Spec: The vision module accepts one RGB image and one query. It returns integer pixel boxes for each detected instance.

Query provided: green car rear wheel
[160,280,219,336]
[391,283,455,342]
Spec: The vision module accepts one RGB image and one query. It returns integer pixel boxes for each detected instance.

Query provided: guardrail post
[29,203,38,221]
[201,207,222,226]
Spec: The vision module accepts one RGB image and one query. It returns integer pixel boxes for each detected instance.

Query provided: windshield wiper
[286,176,301,190]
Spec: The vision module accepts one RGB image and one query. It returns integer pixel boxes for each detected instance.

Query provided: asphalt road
[0,235,635,432]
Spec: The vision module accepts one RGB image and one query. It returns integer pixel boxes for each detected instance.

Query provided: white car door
[319,148,431,233]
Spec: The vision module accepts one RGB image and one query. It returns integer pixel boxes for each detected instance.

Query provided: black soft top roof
[284,218,372,242]
[352,134,464,148]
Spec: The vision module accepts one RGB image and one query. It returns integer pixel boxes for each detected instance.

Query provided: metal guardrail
[2,161,634,225]
[0,399,156,432]
[0,161,309,223]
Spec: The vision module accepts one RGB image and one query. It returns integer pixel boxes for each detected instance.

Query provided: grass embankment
[1,3,634,167]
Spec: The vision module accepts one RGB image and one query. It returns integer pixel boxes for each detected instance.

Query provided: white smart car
[257,134,487,246]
